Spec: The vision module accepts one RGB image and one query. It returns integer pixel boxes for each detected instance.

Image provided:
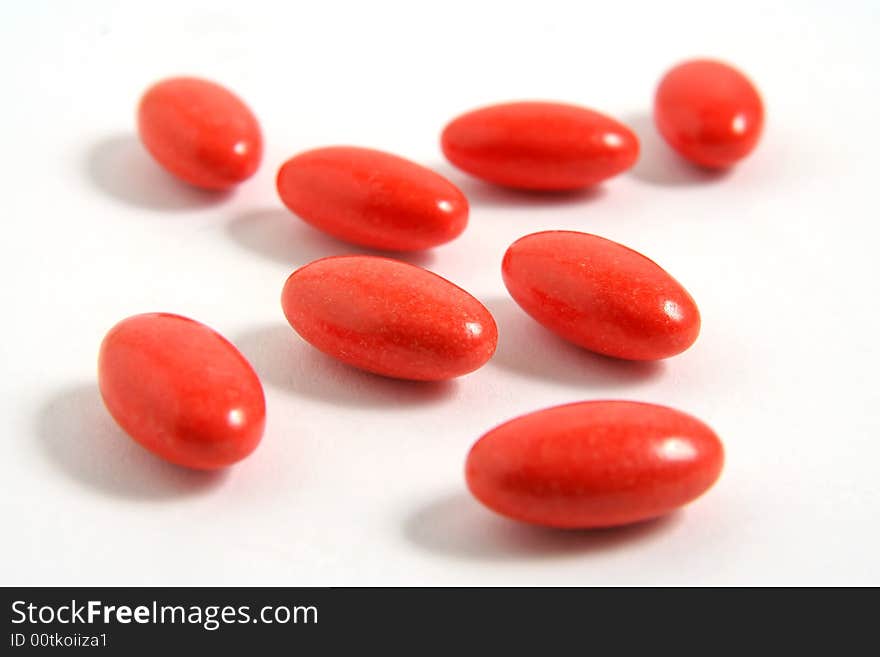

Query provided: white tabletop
[2,0,878,585]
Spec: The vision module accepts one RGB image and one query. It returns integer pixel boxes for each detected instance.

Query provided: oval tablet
[502,231,700,360]
[276,146,468,251]
[137,77,262,190]
[98,313,266,469]
[466,401,724,529]
[281,256,497,380]
[654,59,764,168]
[441,101,639,190]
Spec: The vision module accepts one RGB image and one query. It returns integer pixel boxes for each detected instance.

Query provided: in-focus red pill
[466,400,724,529]
[281,256,497,381]
[502,231,700,360]
[98,313,266,469]
[137,77,262,190]
[441,101,639,190]
[277,146,468,251]
[654,59,764,168]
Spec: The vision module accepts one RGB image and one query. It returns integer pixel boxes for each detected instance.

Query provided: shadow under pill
[623,112,732,187]
[234,324,457,409]
[403,492,679,562]
[84,134,232,211]
[483,296,664,387]
[36,384,227,500]
[429,161,608,208]
[225,208,437,268]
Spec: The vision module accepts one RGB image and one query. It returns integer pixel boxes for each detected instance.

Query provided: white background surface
[2,0,878,586]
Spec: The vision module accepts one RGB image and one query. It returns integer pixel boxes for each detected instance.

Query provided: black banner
[1,586,857,651]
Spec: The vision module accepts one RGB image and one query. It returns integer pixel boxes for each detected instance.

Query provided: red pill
[502,231,700,360]
[654,59,764,168]
[441,101,639,190]
[98,313,265,469]
[137,77,262,190]
[277,147,468,251]
[281,256,497,381]
[466,401,724,529]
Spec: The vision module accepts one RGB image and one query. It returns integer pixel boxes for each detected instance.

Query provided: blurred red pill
[277,146,468,251]
[137,77,262,190]
[654,59,764,168]
[441,101,639,190]
[502,231,700,360]
[98,313,265,469]
[281,256,497,381]
[466,400,724,529]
